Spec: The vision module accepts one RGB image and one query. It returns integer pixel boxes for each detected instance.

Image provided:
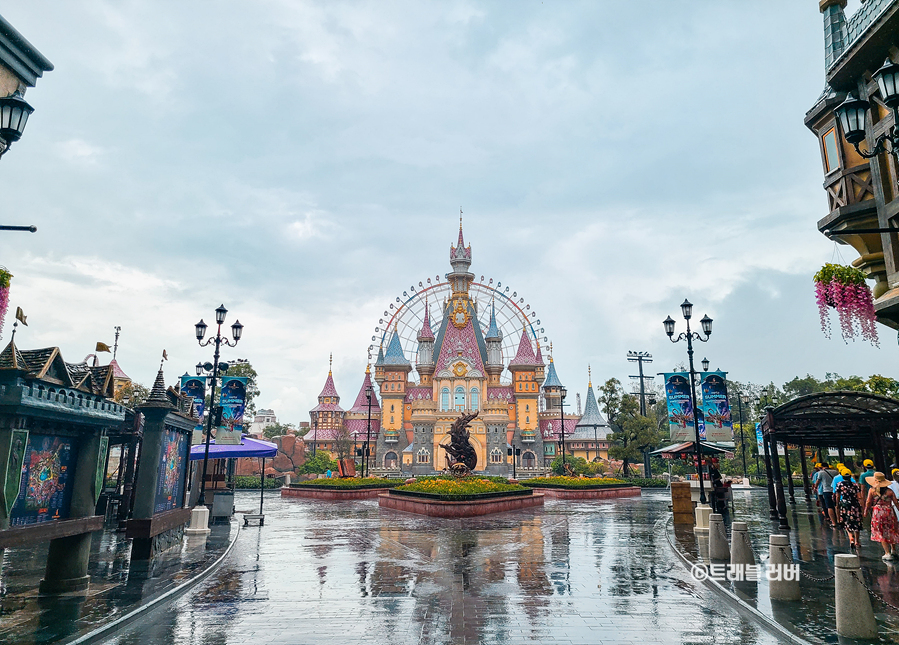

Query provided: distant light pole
[735,392,749,480]
[559,387,568,472]
[363,384,374,478]
[629,351,654,476]
[664,299,713,505]
[195,304,243,506]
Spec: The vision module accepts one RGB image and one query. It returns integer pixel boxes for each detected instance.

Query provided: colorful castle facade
[306,225,611,475]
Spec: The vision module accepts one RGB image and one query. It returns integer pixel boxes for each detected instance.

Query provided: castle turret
[417,304,436,386]
[448,217,474,297]
[309,355,345,448]
[484,301,503,386]
[820,0,848,71]
[509,327,540,435]
[379,328,412,433]
[542,356,564,413]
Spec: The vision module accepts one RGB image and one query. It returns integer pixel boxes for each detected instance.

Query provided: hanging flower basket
[0,268,12,340]
[814,263,878,345]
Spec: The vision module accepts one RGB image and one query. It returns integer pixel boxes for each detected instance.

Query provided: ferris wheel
[369,275,546,385]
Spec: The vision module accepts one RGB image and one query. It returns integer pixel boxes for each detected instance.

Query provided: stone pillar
[834,554,877,639]
[40,428,102,593]
[694,503,712,534]
[708,513,729,560]
[768,534,800,601]
[730,521,754,568]
[670,482,693,525]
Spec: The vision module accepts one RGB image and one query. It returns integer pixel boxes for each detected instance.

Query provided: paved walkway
[0,521,234,645]
[106,490,782,645]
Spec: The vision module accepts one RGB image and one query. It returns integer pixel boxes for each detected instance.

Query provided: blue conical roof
[374,345,385,366]
[543,360,562,388]
[485,302,501,340]
[576,383,608,428]
[382,329,411,366]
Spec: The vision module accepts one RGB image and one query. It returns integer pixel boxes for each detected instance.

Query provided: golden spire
[460,207,463,230]
[588,364,592,388]
[366,363,371,374]
[329,352,333,376]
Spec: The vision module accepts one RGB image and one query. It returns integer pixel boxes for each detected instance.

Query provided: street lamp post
[195,304,243,506]
[559,387,568,472]
[364,384,374,479]
[735,393,749,480]
[664,299,713,505]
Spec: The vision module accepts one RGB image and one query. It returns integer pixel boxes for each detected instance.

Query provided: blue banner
[219,376,248,444]
[664,372,694,442]
[699,371,732,442]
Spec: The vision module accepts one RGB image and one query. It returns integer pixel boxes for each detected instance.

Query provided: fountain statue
[441,411,479,474]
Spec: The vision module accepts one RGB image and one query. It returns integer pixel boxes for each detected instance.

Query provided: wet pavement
[672,488,899,644]
[105,490,784,645]
[0,521,234,645]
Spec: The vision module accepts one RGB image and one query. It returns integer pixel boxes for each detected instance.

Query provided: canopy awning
[651,441,734,459]
[190,436,278,460]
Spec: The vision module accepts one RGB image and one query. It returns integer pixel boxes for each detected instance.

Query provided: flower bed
[289,477,402,490]
[392,477,528,501]
[520,476,629,489]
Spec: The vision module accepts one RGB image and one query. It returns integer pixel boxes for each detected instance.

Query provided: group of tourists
[812,460,899,560]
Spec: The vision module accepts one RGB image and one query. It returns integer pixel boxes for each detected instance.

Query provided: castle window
[526,416,529,424]
[417,447,430,464]
[441,388,450,410]
[455,387,466,411]
[391,404,395,412]
[525,404,529,412]
[470,388,479,410]
[822,126,840,173]
[490,448,503,464]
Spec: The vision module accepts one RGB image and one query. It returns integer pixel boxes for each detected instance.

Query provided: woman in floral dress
[835,467,862,547]
[864,472,899,561]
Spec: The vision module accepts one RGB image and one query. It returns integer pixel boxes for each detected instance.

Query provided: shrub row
[290,477,402,490]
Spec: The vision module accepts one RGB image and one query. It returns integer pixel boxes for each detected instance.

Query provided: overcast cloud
[0,1,891,424]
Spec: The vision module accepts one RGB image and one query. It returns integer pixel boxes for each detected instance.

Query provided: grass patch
[290,477,402,490]
[521,476,632,489]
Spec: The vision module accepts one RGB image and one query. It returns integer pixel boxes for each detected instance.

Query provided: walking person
[835,467,863,548]
[816,463,838,527]
[860,458,876,499]
[864,472,899,561]
[890,468,899,523]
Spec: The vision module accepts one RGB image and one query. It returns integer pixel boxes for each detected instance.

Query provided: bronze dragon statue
[441,411,479,474]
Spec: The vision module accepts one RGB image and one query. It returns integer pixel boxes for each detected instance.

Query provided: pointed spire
[419,302,434,341]
[588,364,592,388]
[142,366,173,409]
[383,328,411,366]
[450,210,472,262]
[318,369,339,399]
[544,360,562,388]
[577,379,608,429]
[458,207,465,247]
[535,340,544,366]
[329,352,333,375]
[350,367,381,413]
[485,300,501,340]
[509,326,537,366]
[374,344,385,366]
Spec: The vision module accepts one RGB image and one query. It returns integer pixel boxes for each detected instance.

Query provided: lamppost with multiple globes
[195,304,243,506]
[663,299,713,505]
[559,386,568,471]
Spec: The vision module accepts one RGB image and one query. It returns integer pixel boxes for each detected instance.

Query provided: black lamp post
[559,386,568,472]
[834,58,899,186]
[735,393,749,480]
[195,304,243,506]
[364,384,374,479]
[664,299,713,505]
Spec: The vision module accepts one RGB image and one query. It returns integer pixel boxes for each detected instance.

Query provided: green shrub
[395,477,526,500]
[621,477,667,488]
[521,476,629,489]
[234,475,281,489]
[300,452,339,474]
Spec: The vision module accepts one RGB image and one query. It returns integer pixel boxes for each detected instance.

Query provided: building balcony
[383,432,399,443]
[520,432,536,443]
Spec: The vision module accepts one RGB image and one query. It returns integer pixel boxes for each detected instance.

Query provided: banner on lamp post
[756,422,763,450]
[699,371,733,443]
[180,375,207,445]
[664,372,694,442]
[217,376,248,445]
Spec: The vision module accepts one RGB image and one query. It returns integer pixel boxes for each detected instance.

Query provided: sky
[0,0,893,424]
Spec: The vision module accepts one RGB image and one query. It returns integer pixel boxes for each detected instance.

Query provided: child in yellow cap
[835,466,862,546]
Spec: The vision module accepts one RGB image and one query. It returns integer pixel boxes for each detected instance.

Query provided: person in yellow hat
[864,472,899,560]
[835,467,862,547]
[860,459,876,498]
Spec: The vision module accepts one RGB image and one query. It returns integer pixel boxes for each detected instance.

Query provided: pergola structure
[759,391,899,530]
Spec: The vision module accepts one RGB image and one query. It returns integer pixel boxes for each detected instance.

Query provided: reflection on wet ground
[110,490,781,645]
[673,489,899,644]
[0,522,233,645]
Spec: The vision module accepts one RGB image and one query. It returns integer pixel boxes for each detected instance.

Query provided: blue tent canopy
[190,436,278,460]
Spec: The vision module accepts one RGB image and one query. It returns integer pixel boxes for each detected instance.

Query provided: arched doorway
[384,451,398,469]
[522,451,536,469]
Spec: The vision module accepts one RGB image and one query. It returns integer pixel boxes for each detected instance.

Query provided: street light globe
[874,57,899,108]
[231,319,243,341]
[195,319,208,341]
[195,362,204,376]
[701,357,710,372]
[680,299,693,320]
[663,316,676,337]
[700,314,713,336]
[834,93,870,144]
[0,91,34,144]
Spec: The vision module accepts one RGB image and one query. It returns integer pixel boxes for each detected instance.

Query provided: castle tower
[344,365,382,444]
[508,328,540,436]
[576,367,611,461]
[542,356,563,413]
[484,301,503,386]
[376,328,412,434]
[448,216,474,298]
[309,355,345,448]
[417,303,436,386]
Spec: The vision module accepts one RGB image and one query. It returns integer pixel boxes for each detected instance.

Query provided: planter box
[388,487,532,502]
[379,491,544,518]
[281,486,392,500]
[531,486,641,500]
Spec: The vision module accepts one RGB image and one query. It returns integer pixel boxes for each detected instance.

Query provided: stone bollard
[730,522,754,568]
[835,554,877,639]
[708,513,729,560]
[184,506,211,536]
[768,534,800,600]
[694,503,712,535]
